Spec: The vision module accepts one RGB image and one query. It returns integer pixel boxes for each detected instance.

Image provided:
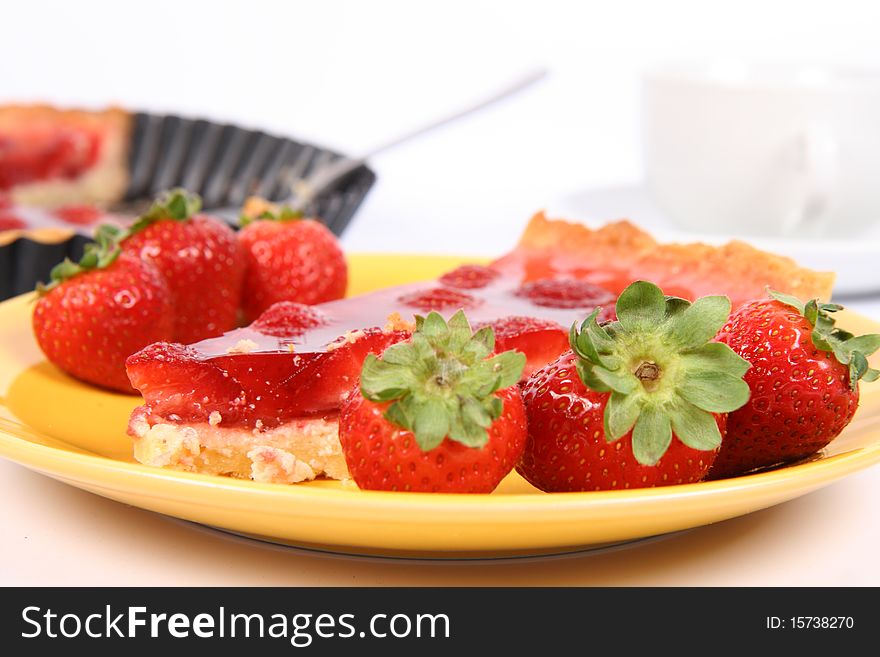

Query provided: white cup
[642,61,880,238]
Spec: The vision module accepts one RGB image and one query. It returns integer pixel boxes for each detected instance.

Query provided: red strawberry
[120,189,245,343]
[33,245,174,393]
[517,281,750,492]
[515,278,616,310]
[126,342,247,421]
[273,326,412,416]
[397,287,480,312]
[250,301,328,337]
[238,199,347,322]
[438,264,499,289]
[54,205,102,226]
[339,310,527,493]
[708,292,880,479]
[473,315,568,379]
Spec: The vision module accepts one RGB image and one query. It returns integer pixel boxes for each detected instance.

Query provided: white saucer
[549,184,880,298]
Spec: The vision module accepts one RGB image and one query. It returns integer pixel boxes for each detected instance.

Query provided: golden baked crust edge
[516,212,836,302]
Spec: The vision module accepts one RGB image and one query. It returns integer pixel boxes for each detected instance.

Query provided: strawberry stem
[35,189,201,294]
[127,188,201,236]
[768,289,880,389]
[37,227,121,294]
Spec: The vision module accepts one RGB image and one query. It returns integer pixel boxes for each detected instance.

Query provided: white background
[1,0,879,585]
[4,0,880,255]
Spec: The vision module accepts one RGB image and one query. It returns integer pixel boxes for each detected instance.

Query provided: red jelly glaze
[0,128,102,190]
[126,262,623,429]
[53,205,103,226]
[0,213,27,231]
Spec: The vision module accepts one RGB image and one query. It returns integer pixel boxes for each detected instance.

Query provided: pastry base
[128,407,349,484]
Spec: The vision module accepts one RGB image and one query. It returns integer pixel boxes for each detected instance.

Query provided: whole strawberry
[33,238,174,393]
[238,197,347,322]
[121,189,244,343]
[339,310,527,493]
[708,291,880,479]
[517,281,750,492]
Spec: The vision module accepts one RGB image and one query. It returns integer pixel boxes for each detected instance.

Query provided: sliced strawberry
[251,301,328,337]
[515,278,616,309]
[54,204,102,226]
[473,316,568,379]
[127,327,411,427]
[270,328,411,418]
[397,287,481,312]
[0,213,26,230]
[438,264,499,289]
[126,342,247,422]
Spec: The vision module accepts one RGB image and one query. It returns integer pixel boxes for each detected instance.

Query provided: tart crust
[512,212,835,302]
[0,104,131,207]
[128,407,348,484]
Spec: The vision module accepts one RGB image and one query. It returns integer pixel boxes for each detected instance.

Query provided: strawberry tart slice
[125,271,593,483]
[0,105,130,207]
[125,214,835,485]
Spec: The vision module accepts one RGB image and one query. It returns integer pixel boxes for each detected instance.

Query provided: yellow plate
[2,254,880,558]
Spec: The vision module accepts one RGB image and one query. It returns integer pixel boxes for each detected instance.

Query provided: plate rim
[3,256,880,553]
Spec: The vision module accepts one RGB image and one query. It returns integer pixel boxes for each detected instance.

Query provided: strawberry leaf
[616,280,666,332]
[664,296,692,317]
[569,280,749,466]
[769,289,880,389]
[129,188,201,236]
[862,369,880,383]
[768,289,806,314]
[679,371,751,413]
[484,350,527,390]
[411,397,450,450]
[359,310,525,451]
[679,342,751,378]
[666,295,731,350]
[592,365,639,394]
[604,391,640,442]
[631,406,672,466]
[37,224,124,294]
[669,400,723,451]
[844,334,880,356]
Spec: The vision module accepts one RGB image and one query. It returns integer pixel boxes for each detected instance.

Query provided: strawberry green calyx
[128,188,202,235]
[37,225,121,295]
[35,188,201,294]
[769,290,880,389]
[359,310,526,450]
[239,205,303,227]
[570,280,751,465]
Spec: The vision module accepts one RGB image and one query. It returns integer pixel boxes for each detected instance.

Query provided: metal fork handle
[285,67,549,212]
